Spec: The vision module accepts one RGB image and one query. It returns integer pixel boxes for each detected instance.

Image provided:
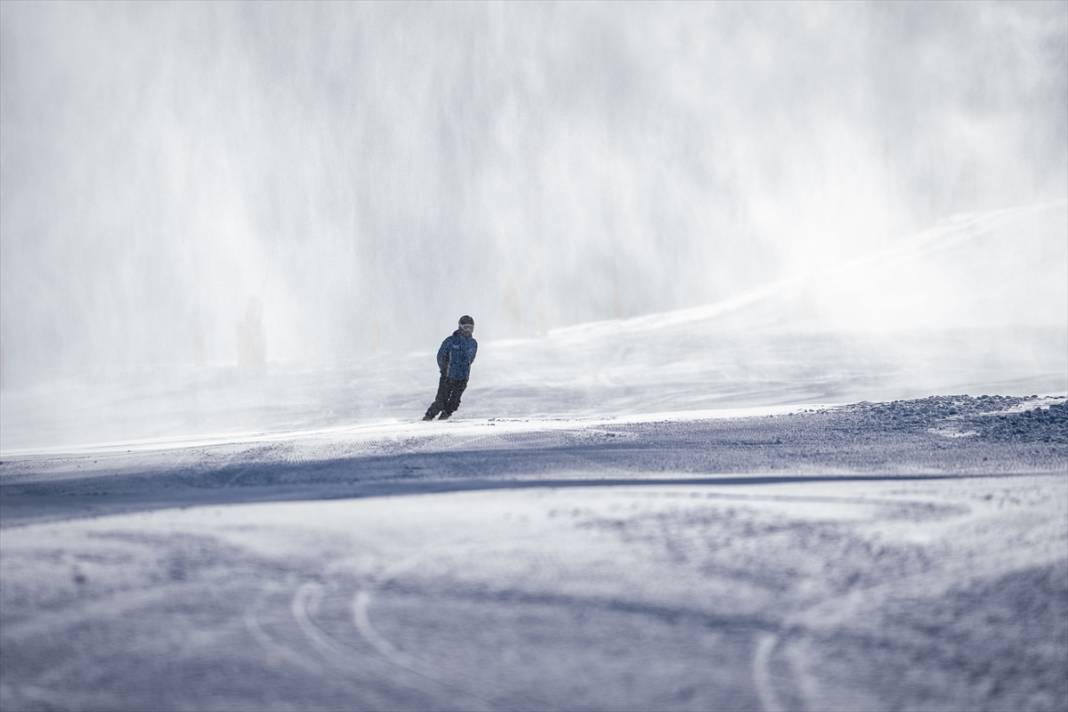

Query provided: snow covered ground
[2,206,1065,711]
[2,396,1066,711]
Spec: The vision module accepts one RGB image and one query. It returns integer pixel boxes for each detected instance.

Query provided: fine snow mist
[1,2,1066,448]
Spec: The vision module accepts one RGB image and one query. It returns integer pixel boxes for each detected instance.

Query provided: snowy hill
[2,203,1065,455]
[2,206,1064,710]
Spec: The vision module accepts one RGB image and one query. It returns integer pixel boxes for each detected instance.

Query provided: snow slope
[2,397,1066,711]
[2,202,1065,455]
[1,205,1065,711]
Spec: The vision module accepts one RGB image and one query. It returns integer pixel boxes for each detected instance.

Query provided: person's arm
[437,338,449,372]
[470,339,477,364]
[437,338,450,373]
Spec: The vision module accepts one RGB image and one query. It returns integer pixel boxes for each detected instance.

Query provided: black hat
[458,315,474,326]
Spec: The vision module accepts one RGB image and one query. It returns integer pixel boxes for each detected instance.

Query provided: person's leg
[424,374,450,420]
[441,378,468,417]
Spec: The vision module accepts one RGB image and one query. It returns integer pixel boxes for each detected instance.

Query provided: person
[423,315,478,420]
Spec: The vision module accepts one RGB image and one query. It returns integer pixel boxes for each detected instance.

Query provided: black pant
[425,375,468,419]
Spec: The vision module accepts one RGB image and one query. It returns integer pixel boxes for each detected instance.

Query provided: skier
[423,315,478,421]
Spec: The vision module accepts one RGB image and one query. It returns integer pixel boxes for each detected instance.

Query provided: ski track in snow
[350,544,503,711]
[752,633,789,712]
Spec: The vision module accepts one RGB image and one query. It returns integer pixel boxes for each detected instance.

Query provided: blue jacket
[437,330,478,381]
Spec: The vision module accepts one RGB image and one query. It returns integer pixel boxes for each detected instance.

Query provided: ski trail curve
[350,550,497,711]
[752,632,791,712]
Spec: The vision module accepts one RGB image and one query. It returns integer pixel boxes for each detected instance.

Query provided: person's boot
[438,411,451,420]
[422,413,436,421]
